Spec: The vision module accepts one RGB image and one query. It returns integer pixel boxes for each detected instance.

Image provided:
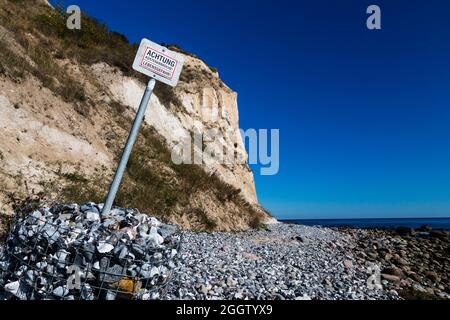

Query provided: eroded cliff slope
[0,0,268,232]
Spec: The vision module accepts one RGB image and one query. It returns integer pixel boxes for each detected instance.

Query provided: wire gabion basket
[0,203,181,300]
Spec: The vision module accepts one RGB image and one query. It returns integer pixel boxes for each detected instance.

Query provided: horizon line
[279,216,450,221]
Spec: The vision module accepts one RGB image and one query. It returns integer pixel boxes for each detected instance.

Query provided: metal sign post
[102,78,155,215]
[101,39,184,216]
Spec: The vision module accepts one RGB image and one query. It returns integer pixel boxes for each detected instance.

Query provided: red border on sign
[140,46,179,80]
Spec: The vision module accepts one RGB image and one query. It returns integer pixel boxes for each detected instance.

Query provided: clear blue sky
[49,0,450,219]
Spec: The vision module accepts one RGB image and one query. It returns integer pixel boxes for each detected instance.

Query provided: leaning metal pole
[102,77,156,216]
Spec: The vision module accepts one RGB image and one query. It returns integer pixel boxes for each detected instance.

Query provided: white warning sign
[133,38,184,87]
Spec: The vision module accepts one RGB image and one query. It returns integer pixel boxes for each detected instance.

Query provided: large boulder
[395,226,414,237]
[416,225,432,233]
[382,267,404,278]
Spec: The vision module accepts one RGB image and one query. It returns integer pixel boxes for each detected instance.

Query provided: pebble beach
[1,204,448,300]
[167,223,399,300]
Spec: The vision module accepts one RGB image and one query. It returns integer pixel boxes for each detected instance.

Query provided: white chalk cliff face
[0,0,268,232]
[92,53,258,204]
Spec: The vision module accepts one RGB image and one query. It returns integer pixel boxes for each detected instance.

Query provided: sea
[280,217,450,231]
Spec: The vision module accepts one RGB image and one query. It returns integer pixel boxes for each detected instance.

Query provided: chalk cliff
[96,52,258,204]
[0,0,267,231]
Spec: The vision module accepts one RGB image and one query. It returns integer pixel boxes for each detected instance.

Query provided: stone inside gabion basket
[0,203,181,300]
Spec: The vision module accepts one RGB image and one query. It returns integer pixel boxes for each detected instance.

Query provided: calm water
[281,218,450,231]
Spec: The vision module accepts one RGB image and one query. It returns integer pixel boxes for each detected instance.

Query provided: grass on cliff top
[2,0,225,111]
[0,0,182,108]
[0,1,87,104]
